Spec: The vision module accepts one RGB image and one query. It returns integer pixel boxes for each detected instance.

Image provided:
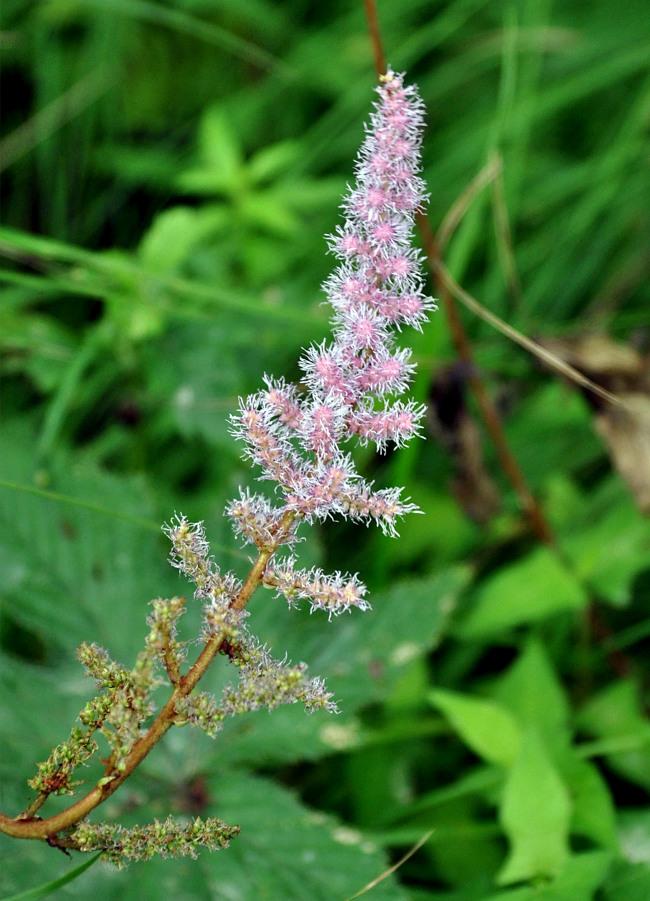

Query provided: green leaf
[601,861,650,901]
[240,191,301,236]
[457,549,587,639]
[309,568,466,712]
[176,106,245,194]
[485,851,613,900]
[429,689,521,767]
[559,753,617,849]
[138,206,229,273]
[248,141,300,183]
[211,569,466,767]
[0,424,171,662]
[504,385,597,495]
[498,729,571,884]
[492,640,570,747]
[0,773,408,900]
[600,809,650,900]
[577,680,650,791]
[194,771,408,899]
[0,853,100,901]
[560,479,650,607]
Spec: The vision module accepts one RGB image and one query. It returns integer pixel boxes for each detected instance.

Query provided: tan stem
[0,511,295,843]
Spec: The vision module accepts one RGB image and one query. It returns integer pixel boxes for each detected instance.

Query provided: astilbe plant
[0,69,435,866]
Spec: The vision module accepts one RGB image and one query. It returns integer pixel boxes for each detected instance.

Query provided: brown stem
[363,0,386,77]
[416,211,555,546]
[356,2,628,680]
[359,1,553,545]
[0,512,295,843]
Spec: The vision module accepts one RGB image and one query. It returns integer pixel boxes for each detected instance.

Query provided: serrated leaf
[199,569,466,768]
[296,568,467,716]
[0,424,184,794]
[142,317,260,447]
[429,689,521,767]
[204,770,410,901]
[0,772,409,901]
[0,426,173,662]
[497,729,571,885]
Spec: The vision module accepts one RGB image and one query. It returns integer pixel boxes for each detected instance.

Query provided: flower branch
[0,69,434,865]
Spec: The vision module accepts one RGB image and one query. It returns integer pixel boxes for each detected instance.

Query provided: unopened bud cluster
[69,815,239,867]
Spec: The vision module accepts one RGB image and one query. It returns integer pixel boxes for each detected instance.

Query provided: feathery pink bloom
[227,69,436,614]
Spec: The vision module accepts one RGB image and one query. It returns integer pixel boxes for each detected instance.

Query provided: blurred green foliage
[1,0,649,898]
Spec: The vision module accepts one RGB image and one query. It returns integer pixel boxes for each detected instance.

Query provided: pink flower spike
[350,400,427,452]
[221,70,435,614]
[262,558,370,617]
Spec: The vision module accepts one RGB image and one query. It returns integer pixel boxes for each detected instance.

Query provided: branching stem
[0,512,295,844]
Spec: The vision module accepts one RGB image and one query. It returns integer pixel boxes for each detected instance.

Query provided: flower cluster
[3,69,432,869]
[228,69,434,613]
[70,815,239,868]
[263,556,369,616]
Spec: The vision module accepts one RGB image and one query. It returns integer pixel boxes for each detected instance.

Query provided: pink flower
[226,69,436,609]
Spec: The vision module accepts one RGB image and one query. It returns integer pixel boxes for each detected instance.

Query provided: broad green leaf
[492,640,570,747]
[429,689,521,767]
[485,851,613,901]
[248,141,300,183]
[198,107,244,177]
[560,479,650,607]
[138,206,229,273]
[0,772,408,900]
[502,384,598,495]
[498,729,571,884]
[558,752,617,849]
[457,548,586,639]
[182,771,409,900]
[601,861,650,901]
[240,191,301,236]
[177,106,245,194]
[0,424,172,662]
[297,568,467,714]
[210,569,466,767]
[141,317,259,448]
[387,487,481,568]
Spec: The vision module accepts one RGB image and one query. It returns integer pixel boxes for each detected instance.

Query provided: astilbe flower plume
[0,68,434,868]
[228,68,436,616]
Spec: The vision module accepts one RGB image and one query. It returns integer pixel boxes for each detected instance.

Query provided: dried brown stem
[416,211,555,545]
